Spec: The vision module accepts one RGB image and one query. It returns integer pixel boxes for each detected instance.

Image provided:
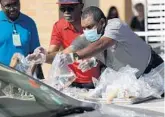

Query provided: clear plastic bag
[88,64,164,101]
[139,63,164,98]
[26,47,46,64]
[45,53,76,90]
[13,53,35,76]
[92,77,99,88]
[88,67,122,98]
[11,53,45,78]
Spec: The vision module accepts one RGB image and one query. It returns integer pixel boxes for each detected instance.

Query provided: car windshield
[0,63,85,117]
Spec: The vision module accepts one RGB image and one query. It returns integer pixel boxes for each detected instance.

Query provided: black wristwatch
[73,53,80,61]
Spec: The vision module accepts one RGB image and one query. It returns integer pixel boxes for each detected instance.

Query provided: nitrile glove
[78,57,98,72]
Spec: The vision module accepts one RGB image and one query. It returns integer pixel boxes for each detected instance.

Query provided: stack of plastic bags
[87,64,164,103]
[9,47,164,104]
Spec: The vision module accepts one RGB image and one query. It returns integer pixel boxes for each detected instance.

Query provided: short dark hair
[135,3,144,9]
[0,0,20,3]
[107,6,119,20]
[81,6,106,23]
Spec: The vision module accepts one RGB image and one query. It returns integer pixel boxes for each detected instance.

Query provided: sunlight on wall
[21,0,59,78]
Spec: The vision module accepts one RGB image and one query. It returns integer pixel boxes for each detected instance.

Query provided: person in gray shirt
[62,6,164,78]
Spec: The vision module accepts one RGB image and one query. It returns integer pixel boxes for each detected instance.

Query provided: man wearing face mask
[0,0,40,66]
[62,6,164,78]
[44,0,101,89]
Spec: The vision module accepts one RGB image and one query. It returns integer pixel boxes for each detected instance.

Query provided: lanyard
[12,23,21,47]
[12,23,17,34]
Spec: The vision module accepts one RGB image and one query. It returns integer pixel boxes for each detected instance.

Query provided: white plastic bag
[103,66,140,99]
[26,47,46,64]
[13,53,35,76]
[12,53,45,79]
[88,67,122,98]
[46,53,76,90]
[89,64,164,101]
[139,63,164,98]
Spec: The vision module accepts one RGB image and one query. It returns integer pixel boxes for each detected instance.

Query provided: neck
[9,17,18,22]
[71,18,81,25]
[8,13,20,22]
[137,15,144,21]
[71,19,82,32]
[138,13,144,18]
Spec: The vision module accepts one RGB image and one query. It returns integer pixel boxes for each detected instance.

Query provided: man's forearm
[46,52,59,64]
[46,47,74,64]
[76,37,114,59]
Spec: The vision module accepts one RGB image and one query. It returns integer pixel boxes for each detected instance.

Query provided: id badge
[13,33,22,47]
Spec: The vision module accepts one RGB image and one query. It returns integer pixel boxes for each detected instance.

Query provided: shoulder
[104,18,130,40]
[53,18,67,29]
[132,16,137,21]
[78,34,86,39]
[20,13,36,25]
[0,11,7,20]
[75,34,88,43]
[106,18,123,30]
[71,34,90,51]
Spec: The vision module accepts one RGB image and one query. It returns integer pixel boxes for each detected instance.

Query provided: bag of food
[10,53,35,76]
[46,53,76,90]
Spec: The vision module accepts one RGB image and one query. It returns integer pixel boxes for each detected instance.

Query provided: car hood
[67,104,164,117]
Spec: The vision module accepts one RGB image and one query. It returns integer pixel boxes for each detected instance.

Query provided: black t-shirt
[130,16,145,31]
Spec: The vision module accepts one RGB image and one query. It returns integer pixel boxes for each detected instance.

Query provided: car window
[0,63,72,105]
[0,64,98,117]
[0,63,78,116]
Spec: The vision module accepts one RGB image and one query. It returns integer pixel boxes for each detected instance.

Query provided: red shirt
[50,18,100,83]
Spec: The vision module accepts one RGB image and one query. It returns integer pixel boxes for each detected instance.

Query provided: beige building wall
[21,0,59,49]
[0,0,133,78]
[21,0,60,77]
[0,0,60,77]
[21,0,60,78]
[90,0,133,24]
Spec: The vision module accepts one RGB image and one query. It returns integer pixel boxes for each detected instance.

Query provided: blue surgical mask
[83,28,102,42]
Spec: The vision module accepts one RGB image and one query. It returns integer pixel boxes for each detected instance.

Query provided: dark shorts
[71,82,95,89]
[144,49,164,74]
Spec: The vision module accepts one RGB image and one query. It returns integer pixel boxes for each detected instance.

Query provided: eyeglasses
[59,5,77,13]
[1,2,20,10]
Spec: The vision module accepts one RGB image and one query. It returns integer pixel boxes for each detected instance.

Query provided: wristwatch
[73,53,80,61]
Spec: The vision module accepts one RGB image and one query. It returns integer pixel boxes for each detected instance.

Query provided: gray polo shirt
[71,18,151,77]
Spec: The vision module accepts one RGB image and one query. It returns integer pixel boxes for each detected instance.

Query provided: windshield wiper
[50,105,95,117]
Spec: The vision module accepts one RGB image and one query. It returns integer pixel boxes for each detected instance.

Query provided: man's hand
[34,47,47,55]
[78,57,98,72]
[10,53,20,68]
[26,47,47,64]
[59,53,75,65]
